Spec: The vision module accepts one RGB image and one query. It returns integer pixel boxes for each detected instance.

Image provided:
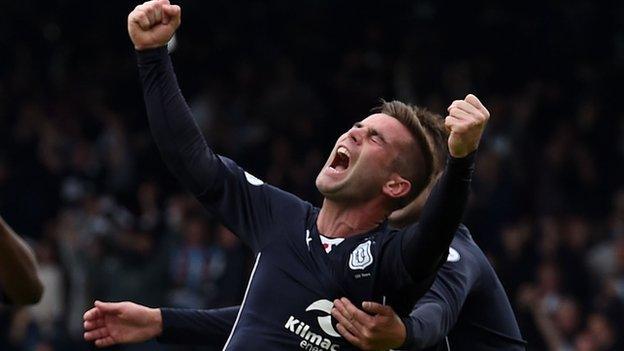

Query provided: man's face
[316,113,414,203]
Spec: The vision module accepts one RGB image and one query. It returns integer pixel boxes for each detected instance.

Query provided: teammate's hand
[332,298,406,350]
[445,94,490,158]
[128,0,181,50]
[83,300,163,348]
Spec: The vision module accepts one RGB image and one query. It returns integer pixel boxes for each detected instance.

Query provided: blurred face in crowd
[587,313,614,348]
[316,113,417,206]
[554,298,580,336]
[184,218,205,246]
[574,332,598,351]
[537,261,560,293]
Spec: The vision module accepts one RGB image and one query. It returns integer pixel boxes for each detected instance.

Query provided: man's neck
[317,198,388,238]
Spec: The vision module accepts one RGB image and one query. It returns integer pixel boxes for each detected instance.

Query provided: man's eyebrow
[353,122,387,144]
[370,127,387,143]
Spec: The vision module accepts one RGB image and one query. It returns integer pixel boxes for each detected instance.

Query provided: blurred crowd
[1,1,624,350]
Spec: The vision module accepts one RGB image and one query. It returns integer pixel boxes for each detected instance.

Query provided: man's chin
[316,183,337,198]
[315,178,344,200]
[316,173,337,192]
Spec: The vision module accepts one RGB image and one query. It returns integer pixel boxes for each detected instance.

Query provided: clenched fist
[128,0,181,50]
[445,94,490,158]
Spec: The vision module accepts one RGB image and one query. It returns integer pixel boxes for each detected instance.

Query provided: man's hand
[83,300,163,348]
[331,298,406,350]
[445,94,490,158]
[128,0,181,50]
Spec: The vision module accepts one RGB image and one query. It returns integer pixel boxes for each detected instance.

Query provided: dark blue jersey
[403,225,526,350]
[138,47,473,351]
[157,226,526,351]
[161,154,467,351]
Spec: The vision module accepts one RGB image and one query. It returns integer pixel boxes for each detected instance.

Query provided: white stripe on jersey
[222,252,262,350]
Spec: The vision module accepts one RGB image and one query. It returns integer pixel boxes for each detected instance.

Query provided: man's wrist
[136,46,169,65]
[392,317,408,349]
[398,317,415,350]
[444,150,476,179]
[134,44,168,52]
[150,308,164,337]
[448,149,477,162]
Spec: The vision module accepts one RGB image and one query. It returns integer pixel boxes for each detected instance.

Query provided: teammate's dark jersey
[156,226,526,350]
[137,47,474,351]
[403,225,526,351]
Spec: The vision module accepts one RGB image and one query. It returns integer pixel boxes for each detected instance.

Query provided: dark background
[1,0,623,350]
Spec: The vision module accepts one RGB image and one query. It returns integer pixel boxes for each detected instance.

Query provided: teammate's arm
[0,215,43,305]
[157,306,238,345]
[399,246,480,350]
[392,95,488,285]
[332,246,480,350]
[83,301,239,348]
[83,301,164,348]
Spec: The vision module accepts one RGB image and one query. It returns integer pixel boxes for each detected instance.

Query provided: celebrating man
[84,0,490,349]
[85,105,525,350]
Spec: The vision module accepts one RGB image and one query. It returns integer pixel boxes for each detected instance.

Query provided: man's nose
[347,127,364,144]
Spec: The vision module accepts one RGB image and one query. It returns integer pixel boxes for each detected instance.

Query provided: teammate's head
[388,107,448,228]
[316,100,436,212]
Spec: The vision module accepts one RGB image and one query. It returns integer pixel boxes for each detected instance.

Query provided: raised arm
[129,0,216,197]
[0,215,43,305]
[129,0,306,252]
[396,95,488,283]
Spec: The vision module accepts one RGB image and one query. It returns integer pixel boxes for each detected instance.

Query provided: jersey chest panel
[226,216,388,351]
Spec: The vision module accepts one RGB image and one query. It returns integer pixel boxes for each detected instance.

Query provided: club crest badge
[349,240,373,270]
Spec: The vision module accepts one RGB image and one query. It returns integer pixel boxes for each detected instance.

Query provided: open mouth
[329,146,350,172]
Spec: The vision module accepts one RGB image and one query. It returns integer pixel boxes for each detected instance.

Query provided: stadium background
[1,0,624,350]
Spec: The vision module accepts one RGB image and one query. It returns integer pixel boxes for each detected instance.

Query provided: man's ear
[382,175,411,200]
